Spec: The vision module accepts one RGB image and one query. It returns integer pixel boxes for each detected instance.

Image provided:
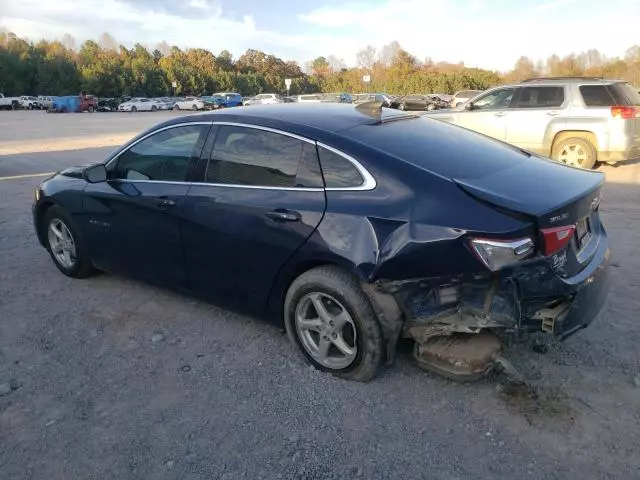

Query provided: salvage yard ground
[1,111,639,479]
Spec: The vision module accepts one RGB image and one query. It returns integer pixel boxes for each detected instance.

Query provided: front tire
[87,106,95,113]
[151,105,157,112]
[552,137,597,169]
[399,103,406,111]
[284,266,383,382]
[426,103,436,111]
[43,206,95,278]
[131,106,137,112]
[192,104,198,111]
[174,105,180,111]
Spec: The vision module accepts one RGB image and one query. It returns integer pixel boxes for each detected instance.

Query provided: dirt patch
[497,382,575,426]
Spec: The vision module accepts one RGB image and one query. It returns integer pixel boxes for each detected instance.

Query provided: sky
[1,0,639,71]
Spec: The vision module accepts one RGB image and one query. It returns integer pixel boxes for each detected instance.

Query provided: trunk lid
[454,156,605,276]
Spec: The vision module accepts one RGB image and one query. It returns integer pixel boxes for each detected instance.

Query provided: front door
[83,123,211,286]
[181,124,326,314]
[457,87,516,142]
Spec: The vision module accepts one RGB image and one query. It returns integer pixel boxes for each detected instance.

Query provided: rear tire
[192,104,198,111]
[151,105,157,112]
[552,137,597,169]
[399,103,406,111]
[42,206,95,278]
[87,106,95,113]
[284,266,384,382]
[174,105,180,111]
[426,103,436,111]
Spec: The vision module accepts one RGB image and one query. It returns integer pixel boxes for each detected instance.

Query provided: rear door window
[515,86,564,108]
[206,125,323,188]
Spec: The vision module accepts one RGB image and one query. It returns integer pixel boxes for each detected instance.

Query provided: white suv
[244,94,284,106]
[426,78,640,169]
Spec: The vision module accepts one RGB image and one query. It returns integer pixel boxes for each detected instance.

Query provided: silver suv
[427,77,640,169]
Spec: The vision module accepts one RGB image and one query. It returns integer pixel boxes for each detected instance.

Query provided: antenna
[355,100,383,120]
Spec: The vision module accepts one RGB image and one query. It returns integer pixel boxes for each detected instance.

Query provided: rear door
[181,123,326,314]
[83,122,211,286]
[505,85,567,154]
[457,87,516,142]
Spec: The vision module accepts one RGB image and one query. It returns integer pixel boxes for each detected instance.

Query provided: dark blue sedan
[32,103,610,381]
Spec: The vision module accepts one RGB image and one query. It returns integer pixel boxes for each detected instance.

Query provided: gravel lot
[1,111,639,479]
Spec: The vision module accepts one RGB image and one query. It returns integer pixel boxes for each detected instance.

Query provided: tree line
[0,31,638,99]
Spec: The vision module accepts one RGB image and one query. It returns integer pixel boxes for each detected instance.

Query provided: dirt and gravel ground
[1,111,639,479]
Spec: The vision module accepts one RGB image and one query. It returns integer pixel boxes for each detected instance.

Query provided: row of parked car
[0,89,481,114]
[241,91,478,111]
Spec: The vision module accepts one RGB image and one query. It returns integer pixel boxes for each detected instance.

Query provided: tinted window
[318,146,364,188]
[347,117,529,180]
[206,126,322,188]
[579,85,615,106]
[608,83,640,106]
[516,86,564,108]
[113,125,208,181]
[471,88,515,110]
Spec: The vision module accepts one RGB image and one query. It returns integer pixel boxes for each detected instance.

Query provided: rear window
[348,117,529,180]
[608,83,640,106]
[580,83,640,106]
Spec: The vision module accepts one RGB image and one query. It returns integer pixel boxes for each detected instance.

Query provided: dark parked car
[390,94,440,111]
[33,104,610,382]
[97,98,120,112]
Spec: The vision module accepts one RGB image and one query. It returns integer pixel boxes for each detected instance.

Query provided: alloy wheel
[294,292,357,369]
[558,144,587,167]
[48,218,77,269]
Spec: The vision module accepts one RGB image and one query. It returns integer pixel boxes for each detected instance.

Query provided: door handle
[494,112,506,117]
[265,209,301,222]
[546,111,560,116]
[155,197,177,207]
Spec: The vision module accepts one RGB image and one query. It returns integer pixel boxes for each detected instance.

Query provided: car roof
[512,77,625,87]
[174,103,385,133]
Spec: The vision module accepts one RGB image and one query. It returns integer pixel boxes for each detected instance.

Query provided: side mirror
[464,102,474,111]
[84,164,107,183]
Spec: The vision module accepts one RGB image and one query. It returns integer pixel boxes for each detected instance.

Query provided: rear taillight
[611,106,638,120]
[541,225,575,256]
[470,237,535,271]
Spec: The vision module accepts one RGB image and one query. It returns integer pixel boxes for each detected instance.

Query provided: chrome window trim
[212,122,316,145]
[104,121,377,192]
[211,122,377,191]
[191,182,324,192]
[105,121,214,170]
[109,178,324,192]
[316,142,377,191]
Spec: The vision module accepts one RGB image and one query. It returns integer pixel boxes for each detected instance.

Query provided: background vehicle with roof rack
[425,77,640,169]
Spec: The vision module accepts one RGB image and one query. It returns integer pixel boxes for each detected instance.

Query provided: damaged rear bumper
[365,239,611,360]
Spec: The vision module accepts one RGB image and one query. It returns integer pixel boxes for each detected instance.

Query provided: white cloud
[1,0,283,55]
[298,0,640,70]
[1,0,638,71]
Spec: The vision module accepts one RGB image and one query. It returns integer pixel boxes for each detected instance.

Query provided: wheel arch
[35,200,56,247]
[266,257,355,328]
[547,129,599,158]
[267,254,404,364]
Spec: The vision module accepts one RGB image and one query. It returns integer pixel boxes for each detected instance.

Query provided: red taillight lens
[611,106,638,120]
[541,225,575,256]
